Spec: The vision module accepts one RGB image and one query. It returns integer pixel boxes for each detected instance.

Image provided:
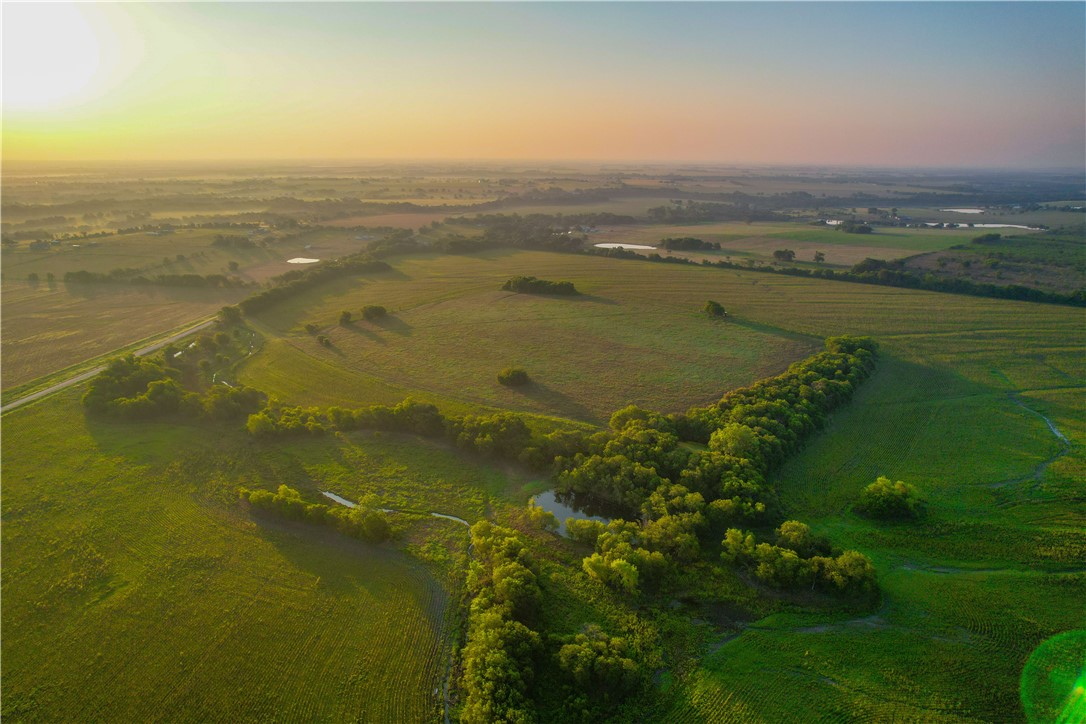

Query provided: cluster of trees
[361,304,387,320]
[501,276,579,295]
[837,220,873,234]
[659,237,720,251]
[247,398,446,438]
[497,368,530,386]
[553,337,880,597]
[460,522,544,723]
[721,521,877,597]
[772,249,796,262]
[704,300,727,317]
[554,625,643,715]
[855,476,926,520]
[241,484,390,542]
[64,270,245,288]
[234,254,391,315]
[83,354,264,421]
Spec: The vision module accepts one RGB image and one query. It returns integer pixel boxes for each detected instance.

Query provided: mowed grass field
[237,251,821,423]
[1,281,246,393]
[0,388,479,723]
[238,249,1084,721]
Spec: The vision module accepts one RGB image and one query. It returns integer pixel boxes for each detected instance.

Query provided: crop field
[1,388,465,723]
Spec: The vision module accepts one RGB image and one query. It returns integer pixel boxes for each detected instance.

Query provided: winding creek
[320,491,470,526]
[988,395,1072,488]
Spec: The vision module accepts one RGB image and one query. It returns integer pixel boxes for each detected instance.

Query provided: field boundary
[1,315,217,414]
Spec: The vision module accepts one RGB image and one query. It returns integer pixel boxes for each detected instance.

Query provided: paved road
[1,318,217,414]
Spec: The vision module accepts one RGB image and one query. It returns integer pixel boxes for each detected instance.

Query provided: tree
[498,368,530,386]
[704,300,726,317]
[855,476,925,520]
[361,304,387,320]
[813,251,825,263]
[228,260,240,272]
[772,249,796,262]
[339,310,352,325]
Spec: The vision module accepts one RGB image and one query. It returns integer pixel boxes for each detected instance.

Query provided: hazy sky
[3,2,1084,168]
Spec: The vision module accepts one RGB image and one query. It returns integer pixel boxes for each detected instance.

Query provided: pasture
[233,248,1084,721]
[0,388,475,723]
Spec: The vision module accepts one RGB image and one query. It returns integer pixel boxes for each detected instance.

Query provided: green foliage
[461,522,544,723]
[855,476,926,520]
[82,355,202,419]
[772,249,796,262]
[556,625,642,701]
[659,237,719,251]
[241,484,391,543]
[361,304,387,320]
[338,310,352,325]
[501,275,579,295]
[565,518,607,546]
[526,497,559,532]
[498,367,530,387]
[703,299,727,317]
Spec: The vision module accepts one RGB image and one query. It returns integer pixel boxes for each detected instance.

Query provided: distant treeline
[65,269,247,288]
[659,237,721,251]
[587,245,1086,307]
[647,200,783,224]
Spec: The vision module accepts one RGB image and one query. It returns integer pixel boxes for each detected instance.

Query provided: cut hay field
[0,388,472,723]
[237,251,821,423]
[1,281,246,392]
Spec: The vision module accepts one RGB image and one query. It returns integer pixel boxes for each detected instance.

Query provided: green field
[237,251,820,423]
[4,194,1083,720]
[0,388,491,723]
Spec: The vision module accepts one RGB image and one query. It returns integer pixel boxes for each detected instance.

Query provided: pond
[287,257,320,264]
[926,223,1040,230]
[533,490,621,535]
[593,243,656,250]
[941,208,985,214]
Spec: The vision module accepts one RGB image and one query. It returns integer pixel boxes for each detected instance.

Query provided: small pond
[533,490,622,535]
[594,243,656,250]
[941,208,985,214]
[287,257,321,264]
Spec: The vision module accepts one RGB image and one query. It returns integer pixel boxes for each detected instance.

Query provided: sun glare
[3,4,108,111]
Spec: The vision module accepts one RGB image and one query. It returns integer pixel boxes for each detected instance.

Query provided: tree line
[240,484,391,543]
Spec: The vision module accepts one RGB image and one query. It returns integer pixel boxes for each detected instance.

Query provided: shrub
[855,476,925,520]
[497,367,530,386]
[703,300,726,317]
[361,304,387,320]
[339,310,352,325]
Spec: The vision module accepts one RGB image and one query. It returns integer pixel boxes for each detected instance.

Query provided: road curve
[1,318,217,415]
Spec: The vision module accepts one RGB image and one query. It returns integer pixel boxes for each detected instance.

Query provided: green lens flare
[1021,630,1086,724]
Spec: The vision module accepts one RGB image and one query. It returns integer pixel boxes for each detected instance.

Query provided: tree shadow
[341,323,388,345]
[511,380,598,423]
[371,315,412,336]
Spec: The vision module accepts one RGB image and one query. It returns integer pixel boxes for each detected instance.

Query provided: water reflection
[532,490,624,535]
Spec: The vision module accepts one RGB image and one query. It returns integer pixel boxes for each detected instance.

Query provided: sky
[3,2,1084,168]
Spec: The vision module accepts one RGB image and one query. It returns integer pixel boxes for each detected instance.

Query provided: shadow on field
[371,315,412,336]
[725,316,820,345]
[569,293,619,306]
[247,510,428,597]
[342,323,388,345]
[514,381,597,423]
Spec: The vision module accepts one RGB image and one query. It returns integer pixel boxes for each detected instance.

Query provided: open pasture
[232,248,1083,721]
[237,251,820,422]
[0,389,458,723]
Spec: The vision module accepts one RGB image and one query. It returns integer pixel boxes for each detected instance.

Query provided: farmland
[2,164,1084,722]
